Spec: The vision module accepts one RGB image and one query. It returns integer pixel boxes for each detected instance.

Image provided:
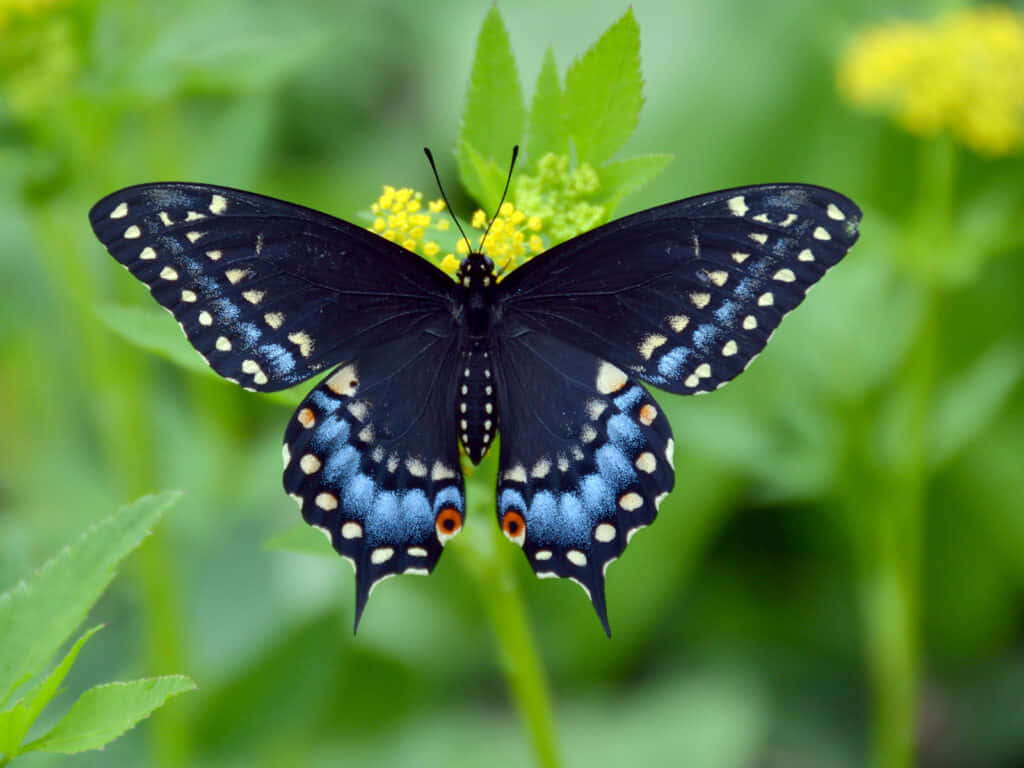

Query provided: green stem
[857,136,952,768]
[455,455,562,768]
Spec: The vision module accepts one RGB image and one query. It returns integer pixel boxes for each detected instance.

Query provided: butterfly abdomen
[457,347,499,464]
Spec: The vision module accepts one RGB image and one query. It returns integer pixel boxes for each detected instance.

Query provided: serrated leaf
[0,493,179,707]
[24,676,196,754]
[563,9,644,166]
[95,304,303,407]
[594,154,674,216]
[0,626,104,757]
[264,523,335,557]
[524,47,567,164]
[457,140,510,214]
[930,342,1024,467]
[457,6,525,206]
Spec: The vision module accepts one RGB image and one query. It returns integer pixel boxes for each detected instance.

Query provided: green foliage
[457,7,672,233]
[0,494,195,762]
[2,2,1024,768]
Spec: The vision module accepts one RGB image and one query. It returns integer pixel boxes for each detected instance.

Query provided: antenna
[423,147,472,255]
[479,145,519,253]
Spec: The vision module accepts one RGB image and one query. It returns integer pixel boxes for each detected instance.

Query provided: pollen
[838,7,1024,155]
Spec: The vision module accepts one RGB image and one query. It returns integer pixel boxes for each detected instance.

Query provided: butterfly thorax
[455,252,499,464]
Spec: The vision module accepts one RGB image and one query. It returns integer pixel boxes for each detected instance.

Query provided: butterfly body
[90,178,860,634]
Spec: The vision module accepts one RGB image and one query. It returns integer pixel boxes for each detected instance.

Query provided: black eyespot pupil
[508,521,519,534]
[443,518,455,531]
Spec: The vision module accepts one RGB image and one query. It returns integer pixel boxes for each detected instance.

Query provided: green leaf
[563,9,644,166]
[457,6,526,207]
[593,154,674,216]
[524,47,567,164]
[0,493,179,707]
[96,303,212,377]
[930,341,1024,467]
[95,303,304,408]
[264,523,335,558]
[23,676,196,754]
[457,140,510,214]
[0,626,103,757]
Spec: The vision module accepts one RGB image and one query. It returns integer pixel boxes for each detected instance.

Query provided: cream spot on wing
[696,363,711,378]
[586,399,608,420]
[110,202,128,219]
[780,213,798,227]
[534,550,552,561]
[326,364,359,396]
[531,458,551,478]
[566,550,588,567]
[159,266,178,281]
[371,547,394,564]
[504,464,527,483]
[773,268,796,282]
[243,290,265,304]
[408,546,428,557]
[708,270,728,287]
[689,292,710,309]
[185,211,205,222]
[667,314,689,332]
[281,443,290,467]
[431,461,456,481]
[300,454,321,474]
[406,458,427,477]
[315,492,338,511]
[596,361,627,394]
[210,194,228,215]
[181,289,197,303]
[731,252,749,264]
[297,407,315,428]
[124,225,141,239]
[799,248,814,262]
[346,401,369,421]
[159,212,173,227]
[288,331,314,358]
[341,522,363,539]
[654,492,669,510]
[264,312,284,329]
[627,525,647,543]
[634,452,656,473]
[728,195,748,216]
[289,493,303,509]
[619,492,643,511]
[198,311,213,326]
[225,268,248,284]
[594,523,617,542]
[638,404,657,425]
[813,226,831,240]
[665,438,675,464]
[206,250,222,261]
[827,203,845,220]
[215,336,232,351]
[743,314,758,330]
[358,425,374,443]
[753,213,770,223]
[758,292,774,306]
[722,340,738,356]
[140,246,157,260]
[638,333,667,360]
[186,231,204,243]
[749,232,768,244]
[580,424,597,443]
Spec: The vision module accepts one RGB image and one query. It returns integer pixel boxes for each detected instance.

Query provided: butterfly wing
[89,183,455,391]
[282,330,465,629]
[492,326,674,635]
[499,184,861,393]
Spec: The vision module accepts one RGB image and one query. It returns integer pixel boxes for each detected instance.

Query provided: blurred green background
[2,1,1023,766]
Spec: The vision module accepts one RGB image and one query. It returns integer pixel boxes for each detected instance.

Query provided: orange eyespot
[435,506,463,544]
[502,509,526,546]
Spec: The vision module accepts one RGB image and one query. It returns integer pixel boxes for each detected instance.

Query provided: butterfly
[90,154,860,635]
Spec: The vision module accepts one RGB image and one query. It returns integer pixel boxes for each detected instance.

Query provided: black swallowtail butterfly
[90,156,860,635]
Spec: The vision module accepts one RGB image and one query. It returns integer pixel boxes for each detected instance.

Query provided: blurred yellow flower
[368,188,544,277]
[838,7,1024,155]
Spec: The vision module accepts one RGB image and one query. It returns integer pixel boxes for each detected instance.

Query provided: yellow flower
[514,153,606,242]
[366,186,545,277]
[838,7,1024,155]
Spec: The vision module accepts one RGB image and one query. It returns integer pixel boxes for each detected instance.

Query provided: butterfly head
[456,251,496,289]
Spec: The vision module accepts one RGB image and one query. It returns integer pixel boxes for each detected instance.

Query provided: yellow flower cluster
[368,187,543,277]
[515,153,606,243]
[838,7,1024,156]
[454,202,544,274]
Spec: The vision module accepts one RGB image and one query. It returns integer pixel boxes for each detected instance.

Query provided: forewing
[500,184,861,394]
[90,183,454,391]
[493,327,674,635]
[282,331,465,629]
